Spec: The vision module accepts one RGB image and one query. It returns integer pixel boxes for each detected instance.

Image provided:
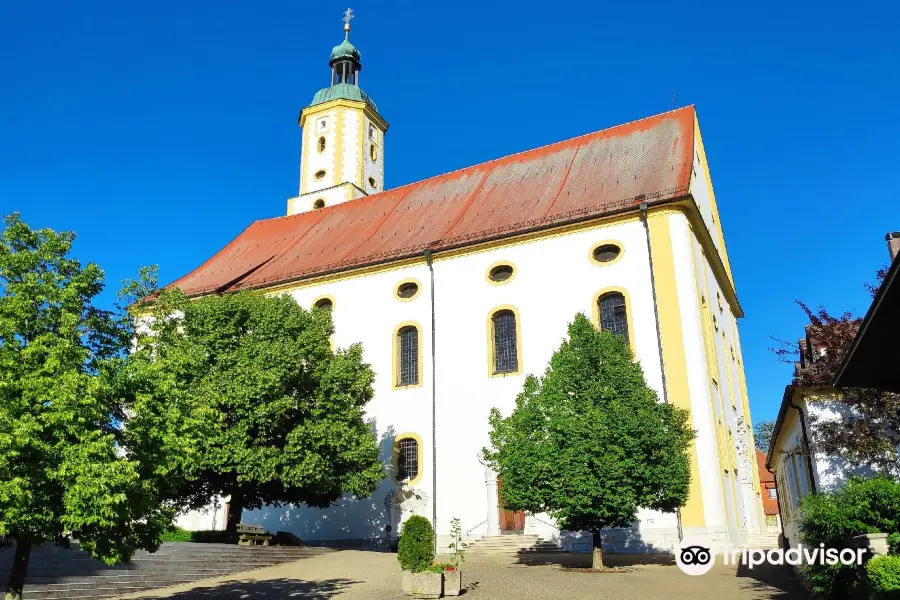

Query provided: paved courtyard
[116,550,806,599]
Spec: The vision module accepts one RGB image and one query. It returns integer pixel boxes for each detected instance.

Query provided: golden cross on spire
[342,8,354,39]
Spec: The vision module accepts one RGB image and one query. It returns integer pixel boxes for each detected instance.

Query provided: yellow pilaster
[647,209,705,527]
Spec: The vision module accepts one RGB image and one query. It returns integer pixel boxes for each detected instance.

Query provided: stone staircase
[743,533,782,549]
[0,542,328,599]
[464,534,563,556]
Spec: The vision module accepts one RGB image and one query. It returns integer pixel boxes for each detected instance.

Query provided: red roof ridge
[249,105,697,229]
[168,106,697,296]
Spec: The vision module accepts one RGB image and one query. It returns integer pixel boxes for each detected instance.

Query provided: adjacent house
[756,449,780,533]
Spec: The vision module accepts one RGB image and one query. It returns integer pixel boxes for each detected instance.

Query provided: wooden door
[497,477,525,533]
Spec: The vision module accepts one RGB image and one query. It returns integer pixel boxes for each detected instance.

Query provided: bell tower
[288,9,389,216]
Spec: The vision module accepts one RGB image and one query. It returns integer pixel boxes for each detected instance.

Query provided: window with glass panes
[492,310,518,374]
[398,326,419,386]
[599,293,629,343]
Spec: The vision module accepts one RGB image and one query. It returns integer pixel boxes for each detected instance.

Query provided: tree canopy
[483,313,694,568]
[754,420,775,453]
[124,288,385,536]
[0,214,172,599]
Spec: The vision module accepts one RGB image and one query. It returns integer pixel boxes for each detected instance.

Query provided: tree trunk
[225,491,243,543]
[5,538,32,600]
[592,534,604,570]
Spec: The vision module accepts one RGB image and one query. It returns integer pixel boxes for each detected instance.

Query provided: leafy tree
[124,288,385,539]
[0,215,172,600]
[771,265,900,477]
[754,419,775,453]
[483,313,694,569]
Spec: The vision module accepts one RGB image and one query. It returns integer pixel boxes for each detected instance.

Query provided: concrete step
[465,536,563,554]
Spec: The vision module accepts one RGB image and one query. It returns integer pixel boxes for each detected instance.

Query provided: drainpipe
[789,403,818,495]
[639,203,683,542]
[425,249,438,554]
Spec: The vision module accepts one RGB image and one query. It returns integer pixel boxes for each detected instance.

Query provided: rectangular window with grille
[493,311,519,374]
[397,438,419,481]
[398,327,419,386]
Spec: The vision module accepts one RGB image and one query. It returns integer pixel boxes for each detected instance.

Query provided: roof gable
[170,106,696,296]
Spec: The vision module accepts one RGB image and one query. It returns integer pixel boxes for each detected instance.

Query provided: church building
[170,14,765,552]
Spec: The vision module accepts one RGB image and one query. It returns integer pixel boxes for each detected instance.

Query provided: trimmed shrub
[190,529,232,544]
[867,555,900,599]
[889,532,900,556]
[160,527,193,542]
[798,476,900,599]
[397,515,435,572]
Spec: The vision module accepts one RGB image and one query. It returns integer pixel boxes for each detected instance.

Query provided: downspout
[639,203,683,542]
[425,249,438,554]
[789,403,818,494]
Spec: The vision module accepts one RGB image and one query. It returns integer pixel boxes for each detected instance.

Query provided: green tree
[754,419,775,453]
[0,215,173,600]
[124,288,385,539]
[484,313,694,569]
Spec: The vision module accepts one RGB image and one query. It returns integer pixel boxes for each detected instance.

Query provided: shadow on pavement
[135,577,360,599]
[736,562,807,599]
[514,552,675,568]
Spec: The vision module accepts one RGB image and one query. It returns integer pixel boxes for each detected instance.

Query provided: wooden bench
[237,523,272,547]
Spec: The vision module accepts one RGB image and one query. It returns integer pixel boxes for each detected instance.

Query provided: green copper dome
[330,39,361,65]
[308,82,378,111]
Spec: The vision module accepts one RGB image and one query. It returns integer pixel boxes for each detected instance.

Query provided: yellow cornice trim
[393,321,423,389]
[392,432,423,486]
[486,304,523,378]
[300,99,389,131]
[485,260,517,286]
[590,286,636,357]
[394,278,422,303]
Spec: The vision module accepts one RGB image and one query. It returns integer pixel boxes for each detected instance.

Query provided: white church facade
[170,16,765,553]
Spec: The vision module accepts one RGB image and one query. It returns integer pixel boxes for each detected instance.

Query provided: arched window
[313,199,326,210]
[313,296,333,310]
[396,437,419,482]
[397,325,419,386]
[317,136,326,152]
[491,310,519,374]
[598,292,629,343]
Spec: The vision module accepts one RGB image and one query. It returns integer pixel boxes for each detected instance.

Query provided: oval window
[488,264,515,283]
[397,281,419,299]
[315,170,327,180]
[313,199,325,209]
[370,143,378,162]
[592,243,621,263]
[369,177,377,189]
[314,297,333,310]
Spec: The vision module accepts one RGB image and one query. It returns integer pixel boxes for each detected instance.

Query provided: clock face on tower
[317,118,329,133]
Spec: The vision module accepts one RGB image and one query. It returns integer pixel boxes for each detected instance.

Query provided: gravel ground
[115,550,806,599]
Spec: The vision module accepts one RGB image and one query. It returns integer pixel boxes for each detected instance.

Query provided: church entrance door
[496,477,525,533]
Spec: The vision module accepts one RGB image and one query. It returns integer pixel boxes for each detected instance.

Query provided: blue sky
[1,1,896,423]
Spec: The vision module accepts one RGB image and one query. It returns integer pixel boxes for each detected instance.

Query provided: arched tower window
[598,292,629,343]
[491,309,519,374]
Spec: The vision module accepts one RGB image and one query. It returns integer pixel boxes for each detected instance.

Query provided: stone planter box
[410,572,442,598]
[443,568,462,596]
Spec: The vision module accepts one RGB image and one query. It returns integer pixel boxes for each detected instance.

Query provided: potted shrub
[442,518,464,596]
[398,515,442,598]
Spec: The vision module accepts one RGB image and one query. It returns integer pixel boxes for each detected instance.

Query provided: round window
[315,170,327,180]
[592,243,621,263]
[369,177,377,189]
[397,281,419,299]
[313,199,325,209]
[488,264,515,283]
[314,297,333,310]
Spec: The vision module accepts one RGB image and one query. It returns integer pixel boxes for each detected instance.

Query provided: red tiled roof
[170,106,697,296]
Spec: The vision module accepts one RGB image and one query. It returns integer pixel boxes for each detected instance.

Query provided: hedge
[867,555,900,599]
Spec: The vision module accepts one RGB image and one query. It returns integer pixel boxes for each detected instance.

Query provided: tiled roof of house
[169,106,697,297]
